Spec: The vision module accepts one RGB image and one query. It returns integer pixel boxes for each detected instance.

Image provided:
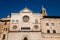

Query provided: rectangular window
[46,23,49,26]
[59,23,60,25]
[12,20,14,24]
[3,34,5,39]
[47,30,50,33]
[3,28,7,31]
[51,23,54,26]
[53,30,56,33]
[4,22,7,25]
[21,27,30,30]
[35,19,38,24]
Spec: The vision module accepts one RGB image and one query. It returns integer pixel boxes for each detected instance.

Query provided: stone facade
[0,7,60,40]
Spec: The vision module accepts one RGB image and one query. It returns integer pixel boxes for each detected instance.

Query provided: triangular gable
[19,7,33,13]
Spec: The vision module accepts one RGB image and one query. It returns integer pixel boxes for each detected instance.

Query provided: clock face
[34,25,38,29]
[23,16,29,22]
[13,26,17,29]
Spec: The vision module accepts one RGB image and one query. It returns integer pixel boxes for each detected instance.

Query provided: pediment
[19,7,33,13]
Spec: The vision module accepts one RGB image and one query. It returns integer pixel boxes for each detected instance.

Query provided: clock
[34,25,38,29]
[23,15,29,22]
[13,25,17,29]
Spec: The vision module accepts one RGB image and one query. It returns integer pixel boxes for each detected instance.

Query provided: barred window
[21,27,30,30]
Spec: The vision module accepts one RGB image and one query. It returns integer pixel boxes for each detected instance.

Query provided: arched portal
[23,37,28,40]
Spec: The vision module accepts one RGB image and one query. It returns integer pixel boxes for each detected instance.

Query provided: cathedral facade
[0,7,60,40]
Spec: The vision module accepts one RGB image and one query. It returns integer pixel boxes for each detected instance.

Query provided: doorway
[23,37,28,40]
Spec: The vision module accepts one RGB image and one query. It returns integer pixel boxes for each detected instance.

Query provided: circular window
[23,15,29,22]
[34,25,38,29]
[13,26,17,29]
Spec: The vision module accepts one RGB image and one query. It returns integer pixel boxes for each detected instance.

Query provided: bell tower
[41,6,47,16]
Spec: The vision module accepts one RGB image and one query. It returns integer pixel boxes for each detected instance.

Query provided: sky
[0,0,60,18]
